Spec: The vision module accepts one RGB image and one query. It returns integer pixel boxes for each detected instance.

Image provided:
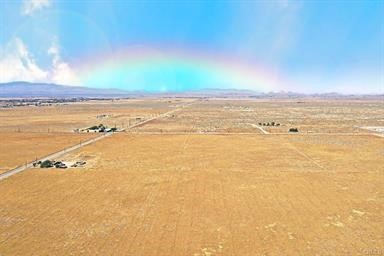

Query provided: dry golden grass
[0,99,382,255]
[0,132,97,173]
[0,133,382,255]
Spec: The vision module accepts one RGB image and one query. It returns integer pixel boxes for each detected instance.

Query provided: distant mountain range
[0,81,382,99]
[0,82,137,98]
[0,82,263,98]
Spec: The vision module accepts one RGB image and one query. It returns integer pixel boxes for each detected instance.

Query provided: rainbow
[76,46,283,92]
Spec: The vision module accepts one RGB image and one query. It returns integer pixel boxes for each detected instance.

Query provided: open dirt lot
[0,132,97,173]
[0,133,382,255]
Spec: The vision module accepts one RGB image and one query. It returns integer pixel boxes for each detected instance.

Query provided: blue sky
[0,0,383,93]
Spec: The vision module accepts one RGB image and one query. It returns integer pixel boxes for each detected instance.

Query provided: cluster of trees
[40,160,53,168]
[36,160,67,168]
[258,122,280,127]
[89,124,106,131]
[88,124,117,132]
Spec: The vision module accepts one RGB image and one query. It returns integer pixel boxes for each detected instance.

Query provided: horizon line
[1,81,383,96]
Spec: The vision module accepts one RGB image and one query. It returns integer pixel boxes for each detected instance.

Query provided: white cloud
[21,0,51,16]
[50,62,80,86]
[47,39,81,86]
[0,37,81,86]
[0,38,48,82]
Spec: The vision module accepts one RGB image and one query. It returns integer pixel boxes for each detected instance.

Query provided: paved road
[0,102,194,181]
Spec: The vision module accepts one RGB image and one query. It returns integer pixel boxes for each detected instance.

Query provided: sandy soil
[0,133,382,255]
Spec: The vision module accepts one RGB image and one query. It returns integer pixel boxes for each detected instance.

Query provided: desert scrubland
[136,99,384,134]
[0,99,186,132]
[0,98,383,255]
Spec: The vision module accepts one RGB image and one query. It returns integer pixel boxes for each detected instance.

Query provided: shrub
[41,160,54,168]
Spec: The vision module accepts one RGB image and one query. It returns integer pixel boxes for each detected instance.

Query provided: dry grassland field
[0,99,383,255]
